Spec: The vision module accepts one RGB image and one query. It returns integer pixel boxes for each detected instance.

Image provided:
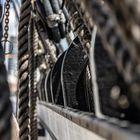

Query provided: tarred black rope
[18,0,31,140]
[29,18,38,140]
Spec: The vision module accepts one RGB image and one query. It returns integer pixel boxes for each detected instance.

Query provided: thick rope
[29,18,38,140]
[18,0,31,140]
